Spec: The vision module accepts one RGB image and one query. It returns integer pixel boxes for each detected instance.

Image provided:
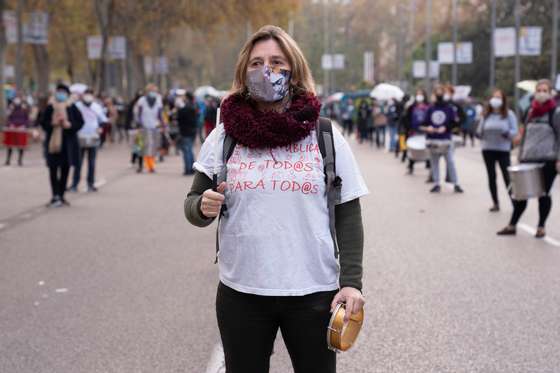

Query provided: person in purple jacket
[421,84,464,193]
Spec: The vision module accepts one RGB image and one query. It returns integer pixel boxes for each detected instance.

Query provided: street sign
[494,27,516,57]
[413,61,439,79]
[519,27,542,56]
[155,57,169,75]
[363,51,374,83]
[437,42,473,64]
[322,54,345,70]
[109,36,126,60]
[3,11,17,44]
[23,11,48,45]
[87,36,102,60]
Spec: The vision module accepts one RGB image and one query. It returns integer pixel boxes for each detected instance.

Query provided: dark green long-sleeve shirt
[184,171,364,291]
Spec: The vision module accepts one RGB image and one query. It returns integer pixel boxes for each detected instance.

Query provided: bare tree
[94,0,114,94]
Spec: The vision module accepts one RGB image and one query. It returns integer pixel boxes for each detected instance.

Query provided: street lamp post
[514,0,521,117]
[552,0,558,82]
[451,0,458,86]
[489,0,496,88]
[425,0,433,95]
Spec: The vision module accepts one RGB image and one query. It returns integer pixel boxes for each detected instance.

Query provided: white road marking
[55,288,68,293]
[518,223,560,247]
[205,343,226,373]
[38,281,45,286]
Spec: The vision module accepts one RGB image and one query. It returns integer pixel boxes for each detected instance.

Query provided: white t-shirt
[193,123,368,296]
[76,101,108,137]
[136,96,163,129]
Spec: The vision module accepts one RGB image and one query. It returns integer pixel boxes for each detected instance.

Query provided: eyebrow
[249,55,286,62]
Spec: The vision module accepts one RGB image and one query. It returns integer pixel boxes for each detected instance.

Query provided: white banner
[23,11,48,45]
[494,27,516,57]
[413,61,439,79]
[363,51,374,83]
[519,27,542,56]
[87,36,102,60]
[3,11,17,44]
[437,42,473,64]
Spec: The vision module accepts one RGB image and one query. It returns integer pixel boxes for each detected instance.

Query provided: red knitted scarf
[220,93,322,149]
[528,99,556,121]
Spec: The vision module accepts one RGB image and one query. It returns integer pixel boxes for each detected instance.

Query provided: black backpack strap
[214,134,237,263]
[317,117,342,258]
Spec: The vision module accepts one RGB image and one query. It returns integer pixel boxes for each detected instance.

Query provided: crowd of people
[334,79,559,238]
[2,81,221,207]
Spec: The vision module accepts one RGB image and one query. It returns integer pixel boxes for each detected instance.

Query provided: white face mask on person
[535,92,551,103]
[246,65,291,102]
[416,95,425,103]
[83,94,94,104]
[443,93,452,102]
[489,97,503,109]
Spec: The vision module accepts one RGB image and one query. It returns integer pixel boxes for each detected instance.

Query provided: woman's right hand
[200,182,226,218]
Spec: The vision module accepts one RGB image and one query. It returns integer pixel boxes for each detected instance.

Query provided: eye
[250,60,262,67]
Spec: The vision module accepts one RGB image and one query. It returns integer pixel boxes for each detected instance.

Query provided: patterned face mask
[246,65,291,102]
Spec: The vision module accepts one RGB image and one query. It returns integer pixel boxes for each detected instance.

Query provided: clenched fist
[200,182,226,218]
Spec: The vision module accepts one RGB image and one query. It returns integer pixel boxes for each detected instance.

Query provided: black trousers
[510,161,558,228]
[216,282,337,373]
[482,150,511,206]
[48,156,70,199]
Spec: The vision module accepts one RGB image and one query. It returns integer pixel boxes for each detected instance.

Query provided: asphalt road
[1,133,559,373]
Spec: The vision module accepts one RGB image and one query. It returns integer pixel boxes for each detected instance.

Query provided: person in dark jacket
[177,92,199,175]
[40,84,84,207]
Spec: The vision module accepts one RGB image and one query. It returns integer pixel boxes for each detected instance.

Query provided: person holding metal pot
[497,79,560,238]
[184,25,367,373]
[421,84,464,194]
[477,89,518,212]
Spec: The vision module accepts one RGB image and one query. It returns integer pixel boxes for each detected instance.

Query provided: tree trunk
[32,44,49,96]
[15,0,24,91]
[94,0,115,94]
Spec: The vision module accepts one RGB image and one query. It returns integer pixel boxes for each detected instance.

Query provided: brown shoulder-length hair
[231,25,316,96]
[484,89,508,119]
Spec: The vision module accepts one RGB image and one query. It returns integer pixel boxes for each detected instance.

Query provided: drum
[406,135,429,161]
[508,163,545,200]
[426,139,451,155]
[327,303,364,352]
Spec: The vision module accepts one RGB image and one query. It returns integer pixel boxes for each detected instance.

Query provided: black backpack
[212,117,342,262]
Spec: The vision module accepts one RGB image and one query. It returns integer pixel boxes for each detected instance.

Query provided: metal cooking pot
[508,163,545,200]
[406,135,429,161]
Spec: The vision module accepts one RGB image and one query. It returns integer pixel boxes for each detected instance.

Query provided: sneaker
[454,185,464,193]
[68,186,78,193]
[49,198,63,208]
[535,227,546,239]
[61,199,71,206]
[489,205,500,212]
[497,226,516,236]
[430,185,441,193]
[87,185,98,192]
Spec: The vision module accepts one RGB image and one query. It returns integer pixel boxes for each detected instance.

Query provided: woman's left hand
[331,287,365,322]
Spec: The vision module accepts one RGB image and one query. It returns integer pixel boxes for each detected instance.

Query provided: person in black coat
[40,84,84,207]
[177,92,199,175]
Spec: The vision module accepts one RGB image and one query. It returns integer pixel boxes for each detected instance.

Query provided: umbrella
[70,83,88,95]
[516,80,537,93]
[325,92,344,104]
[194,85,220,98]
[369,83,404,101]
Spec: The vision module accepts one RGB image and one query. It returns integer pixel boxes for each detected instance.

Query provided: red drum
[2,127,28,149]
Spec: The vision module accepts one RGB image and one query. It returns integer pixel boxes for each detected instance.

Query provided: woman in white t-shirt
[184,25,368,373]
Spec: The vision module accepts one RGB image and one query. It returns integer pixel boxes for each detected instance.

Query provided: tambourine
[327,303,364,352]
